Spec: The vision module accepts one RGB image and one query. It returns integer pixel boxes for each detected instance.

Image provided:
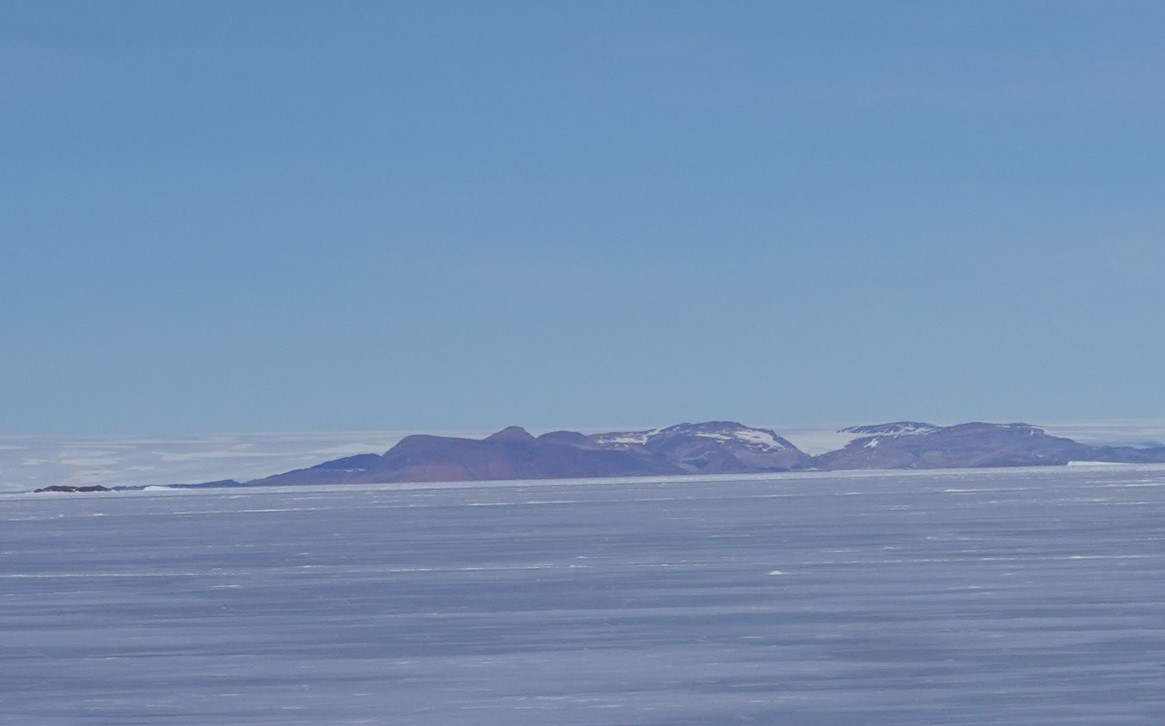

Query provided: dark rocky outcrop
[34,485,113,493]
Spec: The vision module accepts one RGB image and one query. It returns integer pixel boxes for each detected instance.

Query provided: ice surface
[1042,419,1165,448]
[0,431,426,493]
[3,467,1165,724]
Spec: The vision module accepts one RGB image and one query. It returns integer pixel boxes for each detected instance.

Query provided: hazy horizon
[5,417,1164,494]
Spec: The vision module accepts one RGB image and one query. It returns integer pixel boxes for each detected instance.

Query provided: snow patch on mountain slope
[590,429,660,447]
[842,422,940,437]
[591,423,791,452]
[729,428,790,450]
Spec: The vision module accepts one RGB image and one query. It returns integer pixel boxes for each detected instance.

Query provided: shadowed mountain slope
[247,426,684,486]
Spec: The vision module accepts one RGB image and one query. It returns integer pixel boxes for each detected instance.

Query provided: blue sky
[3,1,1163,434]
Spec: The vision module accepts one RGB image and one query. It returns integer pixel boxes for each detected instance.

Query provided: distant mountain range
[121,420,1165,491]
[813,421,1161,469]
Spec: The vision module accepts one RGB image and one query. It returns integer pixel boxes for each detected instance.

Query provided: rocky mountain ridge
[817,421,1088,469]
[590,421,810,473]
[131,420,1165,491]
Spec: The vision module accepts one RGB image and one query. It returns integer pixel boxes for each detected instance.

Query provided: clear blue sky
[3,1,1163,434]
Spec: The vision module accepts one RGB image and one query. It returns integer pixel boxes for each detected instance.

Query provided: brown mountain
[247,426,683,486]
[171,420,1165,490]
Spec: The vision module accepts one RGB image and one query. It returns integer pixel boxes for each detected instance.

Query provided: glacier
[3,465,1164,724]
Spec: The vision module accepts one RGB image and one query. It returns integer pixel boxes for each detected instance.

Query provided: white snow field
[3,467,1165,724]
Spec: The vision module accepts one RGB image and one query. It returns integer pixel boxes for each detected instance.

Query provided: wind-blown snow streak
[3,466,1164,724]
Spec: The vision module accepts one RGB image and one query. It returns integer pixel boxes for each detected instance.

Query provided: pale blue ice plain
[3,466,1164,724]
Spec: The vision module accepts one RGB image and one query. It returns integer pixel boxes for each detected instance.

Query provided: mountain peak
[484,426,536,443]
[589,421,808,473]
[841,422,938,437]
[818,421,1088,470]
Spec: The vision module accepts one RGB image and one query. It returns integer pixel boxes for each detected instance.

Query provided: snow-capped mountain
[175,422,811,488]
[590,421,810,473]
[814,422,1092,469]
[100,420,1165,492]
[839,422,940,438]
[592,421,795,451]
